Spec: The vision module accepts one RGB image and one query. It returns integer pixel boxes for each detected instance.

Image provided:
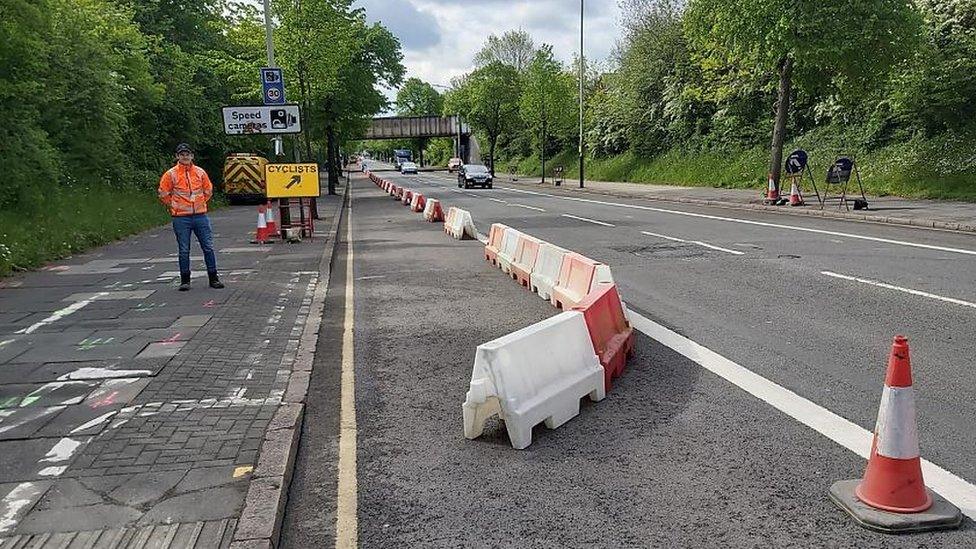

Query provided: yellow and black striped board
[223,156,266,195]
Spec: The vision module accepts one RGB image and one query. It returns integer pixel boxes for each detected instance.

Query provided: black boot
[208,271,225,289]
[178,272,191,291]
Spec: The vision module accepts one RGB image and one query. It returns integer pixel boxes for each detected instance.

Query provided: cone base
[829,480,961,534]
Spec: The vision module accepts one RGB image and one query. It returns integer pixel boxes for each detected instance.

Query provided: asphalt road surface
[280,168,976,548]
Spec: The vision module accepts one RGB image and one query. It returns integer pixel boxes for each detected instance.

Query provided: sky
[354,0,623,94]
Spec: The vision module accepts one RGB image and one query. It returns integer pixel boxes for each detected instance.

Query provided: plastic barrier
[510,234,542,287]
[529,243,568,301]
[424,199,445,222]
[484,224,509,266]
[496,228,521,275]
[411,193,425,212]
[443,207,457,234]
[444,207,479,240]
[462,311,606,449]
[551,254,614,309]
[572,283,634,391]
[402,189,413,205]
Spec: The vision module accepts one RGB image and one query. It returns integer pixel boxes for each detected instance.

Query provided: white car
[400,161,418,174]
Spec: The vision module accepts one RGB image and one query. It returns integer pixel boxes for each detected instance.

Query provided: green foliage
[396,78,443,116]
[520,46,577,163]
[0,0,402,275]
[453,1,974,199]
[473,29,536,72]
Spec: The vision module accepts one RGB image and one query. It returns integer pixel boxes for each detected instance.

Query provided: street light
[579,0,585,189]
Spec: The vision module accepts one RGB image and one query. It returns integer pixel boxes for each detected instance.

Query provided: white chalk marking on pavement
[561,213,615,227]
[335,186,358,548]
[0,482,46,534]
[512,203,546,212]
[821,271,976,309]
[15,293,108,334]
[39,438,82,464]
[70,411,118,434]
[57,367,152,381]
[641,231,745,256]
[498,186,976,257]
[627,310,976,520]
[488,198,507,204]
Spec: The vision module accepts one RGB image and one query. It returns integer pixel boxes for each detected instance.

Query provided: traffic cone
[788,177,804,206]
[764,173,779,203]
[251,206,270,244]
[265,201,278,236]
[829,335,961,533]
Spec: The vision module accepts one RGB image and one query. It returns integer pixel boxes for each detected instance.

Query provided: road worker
[157,143,224,291]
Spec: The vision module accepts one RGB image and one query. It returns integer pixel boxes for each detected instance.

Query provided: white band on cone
[875,385,920,459]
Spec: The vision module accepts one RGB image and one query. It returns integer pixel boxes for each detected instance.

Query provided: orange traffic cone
[764,173,780,203]
[251,206,270,244]
[265,201,278,236]
[857,336,929,512]
[829,335,961,533]
[788,177,804,206]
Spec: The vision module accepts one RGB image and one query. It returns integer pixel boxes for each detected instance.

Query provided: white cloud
[357,0,621,90]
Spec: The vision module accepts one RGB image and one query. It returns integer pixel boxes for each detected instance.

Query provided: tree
[276,0,404,192]
[395,77,443,115]
[685,0,921,197]
[453,63,521,174]
[395,77,442,165]
[519,46,575,181]
[474,29,536,73]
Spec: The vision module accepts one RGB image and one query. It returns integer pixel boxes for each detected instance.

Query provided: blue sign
[785,149,808,175]
[261,67,285,105]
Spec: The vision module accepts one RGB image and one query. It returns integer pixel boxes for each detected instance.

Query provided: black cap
[175,143,193,154]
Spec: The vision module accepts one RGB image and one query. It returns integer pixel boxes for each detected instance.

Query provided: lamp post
[579,0,585,189]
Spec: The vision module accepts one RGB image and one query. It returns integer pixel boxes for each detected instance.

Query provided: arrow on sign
[286,175,301,189]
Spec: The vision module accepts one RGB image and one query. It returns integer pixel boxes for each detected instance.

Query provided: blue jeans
[172,214,217,275]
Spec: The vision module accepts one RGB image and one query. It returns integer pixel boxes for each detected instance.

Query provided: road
[281,168,976,547]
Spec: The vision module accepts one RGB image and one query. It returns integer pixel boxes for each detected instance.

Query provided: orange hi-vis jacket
[158,163,214,216]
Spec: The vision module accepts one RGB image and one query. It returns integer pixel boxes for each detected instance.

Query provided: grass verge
[503,129,976,201]
[1,185,173,277]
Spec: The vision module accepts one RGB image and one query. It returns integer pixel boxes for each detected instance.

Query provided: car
[447,157,462,172]
[457,164,492,189]
[400,161,418,174]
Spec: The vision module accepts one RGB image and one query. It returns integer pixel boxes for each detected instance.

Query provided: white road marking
[512,203,546,212]
[822,271,976,309]
[562,213,615,227]
[336,186,358,548]
[489,198,507,204]
[498,186,976,258]
[15,293,108,334]
[641,231,745,255]
[627,310,976,520]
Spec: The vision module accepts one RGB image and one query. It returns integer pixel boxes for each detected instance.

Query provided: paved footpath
[0,186,344,548]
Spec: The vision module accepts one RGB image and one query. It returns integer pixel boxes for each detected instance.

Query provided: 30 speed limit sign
[266,87,282,102]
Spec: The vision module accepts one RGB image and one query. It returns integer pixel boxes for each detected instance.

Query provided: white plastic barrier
[496,228,521,275]
[530,242,569,301]
[462,311,605,449]
[446,207,479,240]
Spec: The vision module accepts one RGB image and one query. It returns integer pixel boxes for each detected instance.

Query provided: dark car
[457,164,492,189]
